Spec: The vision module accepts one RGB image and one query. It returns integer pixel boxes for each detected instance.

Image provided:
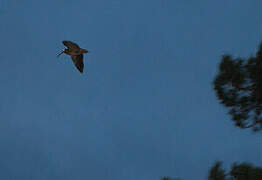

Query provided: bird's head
[57,50,65,57]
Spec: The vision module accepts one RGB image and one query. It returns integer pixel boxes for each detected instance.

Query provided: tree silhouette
[208,161,226,180]
[161,176,181,180]
[230,162,262,180]
[213,42,262,131]
[208,161,262,180]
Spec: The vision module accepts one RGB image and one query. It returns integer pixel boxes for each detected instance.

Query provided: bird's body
[57,41,89,73]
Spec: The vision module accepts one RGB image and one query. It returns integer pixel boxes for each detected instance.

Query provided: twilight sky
[0,0,262,179]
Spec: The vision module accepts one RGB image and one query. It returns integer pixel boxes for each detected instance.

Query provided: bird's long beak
[57,50,64,57]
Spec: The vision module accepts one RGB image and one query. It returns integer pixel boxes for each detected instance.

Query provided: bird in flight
[57,40,89,73]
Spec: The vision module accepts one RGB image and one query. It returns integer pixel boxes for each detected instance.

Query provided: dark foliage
[208,162,262,180]
[161,176,181,180]
[208,161,226,180]
[213,42,262,131]
[161,176,171,180]
[230,163,262,180]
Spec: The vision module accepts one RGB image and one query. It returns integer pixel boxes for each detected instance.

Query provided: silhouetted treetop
[230,162,262,180]
[208,161,262,180]
[213,42,262,131]
[208,161,226,180]
[161,176,181,180]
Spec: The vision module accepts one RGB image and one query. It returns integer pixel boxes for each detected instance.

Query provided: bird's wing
[63,40,80,49]
[71,54,84,73]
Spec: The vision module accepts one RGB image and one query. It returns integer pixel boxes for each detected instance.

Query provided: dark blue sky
[0,0,262,179]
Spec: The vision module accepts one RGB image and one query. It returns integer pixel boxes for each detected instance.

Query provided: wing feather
[63,41,80,49]
[71,54,84,73]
